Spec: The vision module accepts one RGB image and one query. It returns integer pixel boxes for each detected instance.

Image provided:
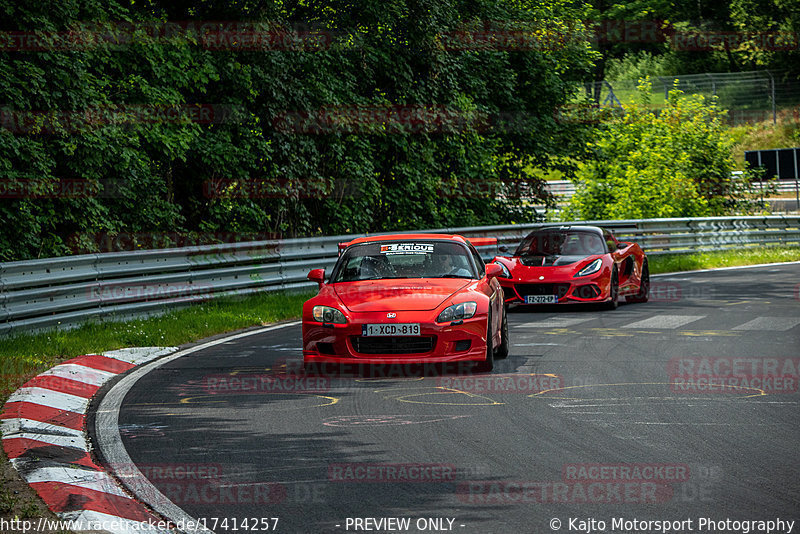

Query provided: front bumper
[499,274,610,305]
[302,314,488,365]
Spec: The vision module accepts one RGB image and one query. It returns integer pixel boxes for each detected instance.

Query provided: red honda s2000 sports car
[302,234,508,372]
[489,225,649,309]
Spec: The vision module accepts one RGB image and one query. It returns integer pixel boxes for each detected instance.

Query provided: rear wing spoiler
[465,237,497,248]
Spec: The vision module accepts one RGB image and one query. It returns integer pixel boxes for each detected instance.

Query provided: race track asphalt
[92,263,800,534]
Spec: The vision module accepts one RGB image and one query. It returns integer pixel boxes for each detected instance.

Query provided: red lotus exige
[489,225,649,309]
[302,234,508,372]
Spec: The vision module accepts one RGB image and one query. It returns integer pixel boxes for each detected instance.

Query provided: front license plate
[362,323,421,336]
[525,295,559,304]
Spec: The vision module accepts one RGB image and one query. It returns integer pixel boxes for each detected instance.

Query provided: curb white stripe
[25,467,131,498]
[60,509,172,533]
[39,363,117,387]
[1,418,85,439]
[6,387,90,413]
[102,347,179,365]
[4,431,88,451]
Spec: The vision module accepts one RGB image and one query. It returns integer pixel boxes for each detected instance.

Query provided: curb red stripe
[2,347,178,533]
[0,401,85,430]
[3,438,98,468]
[29,481,160,523]
[22,375,101,398]
[38,363,116,387]
[62,354,136,374]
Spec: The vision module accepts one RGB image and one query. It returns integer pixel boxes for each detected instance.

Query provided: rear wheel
[494,307,509,360]
[474,311,495,372]
[626,260,650,303]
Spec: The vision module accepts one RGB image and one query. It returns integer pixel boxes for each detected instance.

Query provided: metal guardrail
[545,180,799,198]
[1,216,799,336]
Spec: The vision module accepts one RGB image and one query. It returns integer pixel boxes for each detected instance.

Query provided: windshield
[515,230,606,257]
[332,241,476,282]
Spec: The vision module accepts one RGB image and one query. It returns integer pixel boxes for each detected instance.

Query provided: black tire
[474,311,495,372]
[626,260,650,303]
[605,267,619,310]
[494,307,509,360]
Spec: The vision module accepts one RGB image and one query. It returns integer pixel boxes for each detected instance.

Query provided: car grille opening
[317,342,336,355]
[351,336,436,355]
[515,283,570,299]
[574,284,601,299]
[453,340,471,352]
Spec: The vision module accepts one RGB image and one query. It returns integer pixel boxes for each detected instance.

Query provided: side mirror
[498,245,510,254]
[617,242,628,250]
[485,263,504,279]
[307,268,325,287]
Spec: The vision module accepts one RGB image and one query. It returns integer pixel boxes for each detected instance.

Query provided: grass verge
[0,290,315,400]
[648,245,800,274]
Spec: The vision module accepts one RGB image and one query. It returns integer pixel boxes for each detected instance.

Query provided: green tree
[566,78,766,220]
[0,0,598,261]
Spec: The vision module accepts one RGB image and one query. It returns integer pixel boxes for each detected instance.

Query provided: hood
[518,254,585,267]
[333,280,470,312]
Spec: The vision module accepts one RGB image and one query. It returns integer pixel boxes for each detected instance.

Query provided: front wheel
[494,307,509,360]
[474,312,495,372]
[604,267,619,310]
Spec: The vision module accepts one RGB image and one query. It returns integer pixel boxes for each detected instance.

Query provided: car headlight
[437,301,478,323]
[575,258,603,277]
[312,305,346,324]
[496,262,511,278]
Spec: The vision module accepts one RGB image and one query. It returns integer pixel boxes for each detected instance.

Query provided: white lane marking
[651,260,800,276]
[1,418,84,439]
[39,363,116,386]
[732,317,800,331]
[621,315,705,329]
[583,420,784,426]
[6,387,89,413]
[513,317,595,328]
[102,346,178,364]
[95,321,300,534]
[26,467,131,498]
[60,510,171,533]
[513,343,562,346]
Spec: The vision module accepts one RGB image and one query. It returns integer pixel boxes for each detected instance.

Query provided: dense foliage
[587,0,800,82]
[566,79,772,220]
[0,0,597,261]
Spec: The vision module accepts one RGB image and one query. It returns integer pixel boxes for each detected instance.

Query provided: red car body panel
[333,280,471,312]
[490,226,648,306]
[303,234,505,366]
